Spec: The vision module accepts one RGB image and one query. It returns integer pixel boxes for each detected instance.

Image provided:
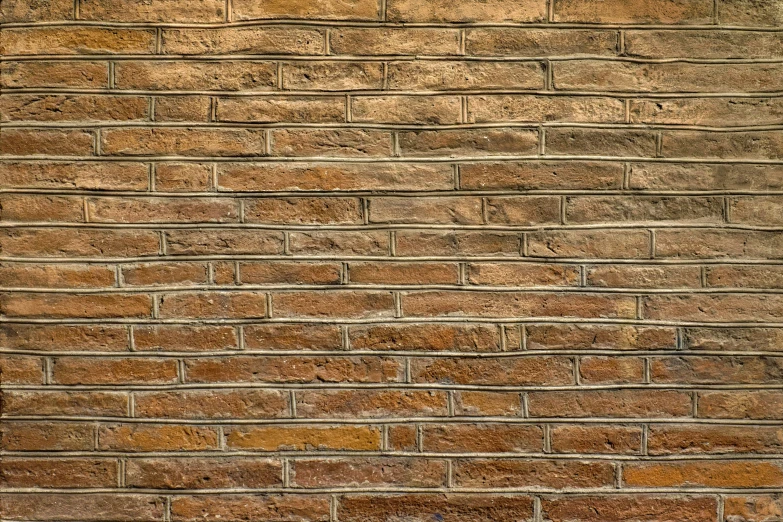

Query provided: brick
[724,495,783,522]
[133,325,237,351]
[244,324,342,350]
[52,357,177,385]
[0,95,149,122]
[525,324,675,350]
[683,327,783,352]
[623,461,783,488]
[626,30,783,59]
[171,495,330,522]
[731,196,783,226]
[353,96,461,124]
[1,0,73,22]
[652,356,783,384]
[159,292,267,319]
[1,61,107,89]
[348,324,500,352]
[0,229,162,257]
[369,196,483,224]
[155,162,212,191]
[403,291,636,319]
[648,425,783,455]
[466,28,618,56]
[245,197,362,224]
[528,229,651,259]
[580,356,645,384]
[555,61,783,92]
[88,197,238,223]
[296,390,449,418]
[0,161,149,191]
[717,0,783,26]
[454,459,615,488]
[663,130,783,160]
[292,458,447,487]
[0,458,117,488]
[388,0,546,22]
[0,494,165,521]
[0,355,43,384]
[655,229,783,260]
[567,196,723,224]
[468,95,624,123]
[551,425,642,454]
[122,262,207,286]
[0,324,128,352]
[154,96,211,122]
[643,295,783,322]
[460,161,623,190]
[115,61,276,91]
[127,458,282,489]
[237,261,341,285]
[271,129,392,157]
[218,162,454,192]
[388,425,418,451]
[630,97,783,126]
[2,422,94,451]
[185,356,402,383]
[629,163,783,191]
[553,0,713,23]
[485,196,562,225]
[0,194,83,222]
[98,424,218,452]
[165,230,283,255]
[546,128,657,157]
[412,356,573,385]
[349,262,457,285]
[101,128,267,156]
[289,230,390,255]
[698,391,783,420]
[80,0,224,21]
[3,391,127,417]
[396,230,522,257]
[283,62,383,90]
[0,129,94,156]
[541,496,717,522]
[389,61,543,90]
[0,27,156,55]
[331,28,460,55]
[399,128,538,157]
[0,263,115,288]
[135,390,288,419]
[0,293,152,319]
[218,96,344,123]
[273,291,394,318]
[454,391,524,416]
[586,265,702,289]
[528,390,692,418]
[423,424,543,453]
[162,27,324,55]
[225,425,381,451]
[233,0,379,20]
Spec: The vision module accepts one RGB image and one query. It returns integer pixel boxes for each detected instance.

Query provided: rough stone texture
[1,1,780,521]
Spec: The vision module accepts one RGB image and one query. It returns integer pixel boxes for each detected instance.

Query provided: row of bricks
[3,161,782,192]
[3,323,775,352]
[4,60,783,92]
[6,95,783,126]
[2,0,779,26]
[3,26,783,59]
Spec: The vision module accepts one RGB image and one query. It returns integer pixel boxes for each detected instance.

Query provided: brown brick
[127,458,282,489]
[0,458,117,488]
[349,324,501,352]
[296,390,449,418]
[98,424,218,452]
[663,130,783,160]
[0,293,152,319]
[0,263,115,288]
[0,355,43,384]
[89,197,238,223]
[527,325,675,350]
[724,495,783,522]
[718,0,783,26]
[551,425,642,454]
[631,97,783,126]
[274,291,394,318]
[626,30,783,59]
[541,496,717,522]
[580,356,645,384]
[399,128,538,157]
[0,228,160,258]
[1,129,94,156]
[244,324,342,351]
[411,356,574,385]
[52,357,178,385]
[185,355,402,384]
[155,163,212,191]
[546,128,657,157]
[644,295,783,322]
[135,390,289,419]
[292,458,447,487]
[159,292,267,319]
[0,494,165,521]
[80,0,225,21]
[388,0,546,22]
[283,62,383,90]
[271,129,392,157]
[0,95,149,122]
[468,95,624,123]
[245,197,362,224]
[403,291,636,319]
[233,0,379,20]
[460,161,623,190]
[133,325,237,352]
[349,262,458,285]
[331,28,460,55]
[624,461,783,488]
[1,422,94,451]
[528,229,651,259]
[652,356,783,384]
[171,495,330,522]
[389,61,543,90]
[341,494,533,521]
[218,96,345,123]
[684,327,783,352]
[353,96,462,124]
[225,425,381,451]
[485,196,562,225]
[586,265,701,289]
[0,161,149,191]
[396,230,522,257]
[1,27,156,55]
[102,128,266,156]
[528,390,692,418]
[0,194,84,222]
[3,390,127,417]
[568,196,723,224]
[121,262,207,286]
[629,163,783,191]
[388,424,418,451]
[289,230,390,255]
[731,196,783,226]
[1,61,107,89]
[553,0,712,23]
[648,425,783,455]
[370,196,483,224]
[162,27,324,55]
[0,324,128,352]
[423,424,543,453]
[656,229,783,260]
[698,391,783,420]
[165,230,283,255]
[1,0,73,22]
[454,459,615,488]
[236,261,341,285]
[154,96,211,122]
[466,28,618,56]
[115,61,276,91]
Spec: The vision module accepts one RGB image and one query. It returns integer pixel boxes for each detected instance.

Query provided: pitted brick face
[1,0,782,521]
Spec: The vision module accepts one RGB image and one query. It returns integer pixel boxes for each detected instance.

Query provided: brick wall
[1,0,782,520]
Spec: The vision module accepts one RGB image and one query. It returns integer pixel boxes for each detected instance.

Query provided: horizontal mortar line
[4,317,783,327]
[2,416,779,426]
[5,121,783,132]
[2,450,781,461]
[4,20,783,30]
[5,88,783,98]
[3,155,782,165]
[5,285,783,295]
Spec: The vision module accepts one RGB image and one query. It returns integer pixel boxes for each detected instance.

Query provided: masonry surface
[1,0,783,521]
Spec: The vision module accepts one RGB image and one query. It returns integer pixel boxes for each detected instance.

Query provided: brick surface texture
[1,0,783,521]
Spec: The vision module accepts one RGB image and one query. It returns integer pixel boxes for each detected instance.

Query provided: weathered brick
[0,161,148,191]
[546,128,657,157]
[245,197,362,224]
[388,0,546,22]
[80,0,225,21]
[218,96,345,123]
[718,0,783,26]
[171,495,330,522]
[0,293,152,319]
[154,96,211,122]
[631,97,783,126]
[135,390,289,419]
[133,325,237,351]
[656,229,783,260]
[154,162,212,191]
[0,324,128,352]
[165,230,283,255]
[115,61,276,91]
[528,229,651,259]
[684,327,783,352]
[580,356,645,384]
[283,62,383,91]
[466,28,618,56]
[52,357,177,385]
[3,390,127,417]
[0,494,165,521]
[0,194,84,222]
[349,262,457,285]
[98,424,219,452]
[2,422,95,451]
[1,27,156,55]
[0,129,94,156]
[460,161,623,190]
[528,390,692,418]
[162,27,324,55]
[389,61,544,90]
[454,391,524,416]
[296,390,449,418]
[1,0,73,22]
[292,458,447,487]
[0,95,149,122]
[663,130,783,160]
[626,30,783,59]
[551,425,642,454]
[411,356,574,385]
[698,391,783,420]
[396,230,522,257]
[331,28,460,55]
[527,324,676,350]
[273,291,395,318]
[0,458,117,488]
[0,355,44,384]
[102,128,267,156]
[159,292,267,319]
[233,0,379,20]
[244,324,342,350]
[567,196,723,224]
[629,163,783,191]
[586,265,702,289]
[423,424,543,453]
[486,196,562,225]
[399,128,538,157]
[370,196,483,224]
[468,95,624,123]
[353,96,461,124]
[225,425,381,451]
[0,229,158,257]
[648,425,783,455]
[541,496,717,522]
[553,0,713,23]
[651,356,783,384]
[289,230,390,255]
[644,295,783,322]
[1,61,107,89]
[624,461,783,488]
[349,324,500,352]
[127,458,283,489]
[0,263,115,288]
[454,459,615,488]
[339,494,534,521]
[724,495,783,522]
[271,129,392,157]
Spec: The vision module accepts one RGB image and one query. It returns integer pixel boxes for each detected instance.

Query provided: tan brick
[586,265,701,289]
[0,494,165,521]
[274,291,395,318]
[466,28,618,56]
[0,161,149,191]
[0,95,148,122]
[0,458,117,488]
[121,262,208,286]
[629,163,783,191]
[718,0,783,26]
[80,0,225,21]
[349,262,458,285]
[1,27,156,55]
[460,161,623,190]
[683,327,783,352]
[244,197,362,224]
[102,128,266,156]
[663,130,783,160]
[0,129,94,156]
[369,196,483,224]
[165,230,283,255]
[389,61,543,90]
[1,0,73,22]
[626,30,783,59]
[1,229,160,258]
[396,231,522,257]
[283,62,383,90]
[353,96,461,124]
[525,324,676,350]
[468,95,624,123]
[115,61,276,91]
[331,28,460,55]
[551,425,642,454]
[296,390,449,418]
[0,356,44,384]
[0,324,129,352]
[528,390,692,418]
[731,196,783,226]
[136,390,289,419]
[454,391,524,416]
[423,424,543,453]
[1,61,107,89]
[292,458,447,487]
[154,96,211,122]
[528,229,651,259]
[485,196,561,225]
[155,163,213,191]
[271,129,392,157]
[233,0,380,20]
[399,128,538,157]
[631,97,783,126]
[546,128,657,157]
[567,196,723,224]
[289,230,389,255]
[454,459,615,488]
[624,461,783,488]
[237,261,341,285]
[87,197,238,223]
[412,356,573,385]
[553,0,713,23]
[656,229,783,259]
[467,262,579,286]
[226,425,381,451]
[644,295,783,322]
[652,356,783,384]
[98,424,218,452]
[218,96,345,123]
[580,356,645,384]
[244,324,342,351]
[0,263,115,288]
[0,194,83,222]
[388,0,546,22]
[158,292,267,319]
[162,27,324,55]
